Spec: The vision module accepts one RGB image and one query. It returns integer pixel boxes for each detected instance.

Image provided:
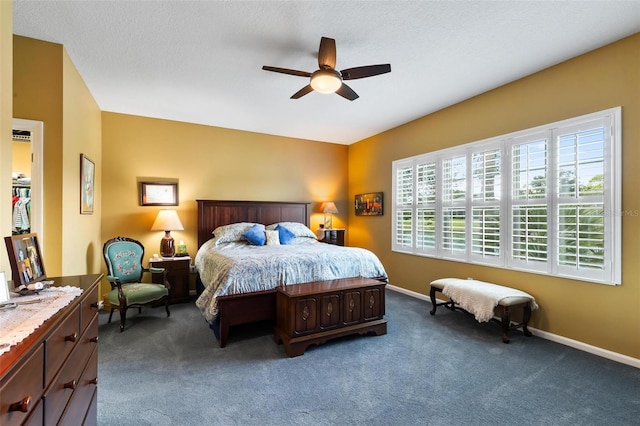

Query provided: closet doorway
[12,119,43,242]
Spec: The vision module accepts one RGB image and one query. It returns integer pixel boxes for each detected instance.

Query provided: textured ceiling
[12,1,640,145]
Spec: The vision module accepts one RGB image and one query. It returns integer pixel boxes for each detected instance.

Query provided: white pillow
[212,222,262,245]
[265,230,280,245]
[266,222,317,239]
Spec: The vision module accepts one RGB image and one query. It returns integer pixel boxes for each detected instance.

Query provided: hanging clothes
[12,187,31,234]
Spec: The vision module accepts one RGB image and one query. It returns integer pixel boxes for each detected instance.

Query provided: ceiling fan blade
[291,84,314,99]
[335,83,359,101]
[341,64,391,80]
[318,37,336,69]
[262,66,311,78]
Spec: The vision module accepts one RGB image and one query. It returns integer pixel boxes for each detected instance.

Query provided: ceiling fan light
[310,69,342,94]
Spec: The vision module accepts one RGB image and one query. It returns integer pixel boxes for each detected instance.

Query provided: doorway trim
[12,118,43,244]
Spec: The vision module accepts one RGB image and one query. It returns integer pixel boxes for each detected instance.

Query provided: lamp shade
[322,202,339,214]
[310,69,342,94]
[151,209,184,231]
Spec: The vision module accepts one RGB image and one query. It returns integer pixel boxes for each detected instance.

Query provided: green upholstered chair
[103,236,170,331]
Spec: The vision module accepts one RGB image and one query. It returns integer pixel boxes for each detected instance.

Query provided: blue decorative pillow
[276,224,296,245]
[243,224,266,246]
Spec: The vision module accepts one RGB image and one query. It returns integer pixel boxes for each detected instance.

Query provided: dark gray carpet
[97,290,640,426]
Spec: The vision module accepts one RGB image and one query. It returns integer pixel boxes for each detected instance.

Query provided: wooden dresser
[0,273,102,426]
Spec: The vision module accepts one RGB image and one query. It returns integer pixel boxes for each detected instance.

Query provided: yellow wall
[12,35,101,278]
[349,33,640,359]
[62,49,102,275]
[0,0,12,274]
[101,112,348,293]
[13,36,64,275]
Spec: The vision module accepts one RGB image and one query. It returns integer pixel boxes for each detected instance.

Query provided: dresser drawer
[59,347,98,426]
[80,285,100,333]
[44,314,98,424]
[77,315,99,372]
[45,305,80,385]
[0,344,44,426]
[22,399,43,426]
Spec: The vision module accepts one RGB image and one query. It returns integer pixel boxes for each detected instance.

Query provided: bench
[274,277,387,357]
[429,278,538,343]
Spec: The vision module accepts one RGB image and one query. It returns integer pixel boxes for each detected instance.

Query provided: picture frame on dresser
[4,233,47,289]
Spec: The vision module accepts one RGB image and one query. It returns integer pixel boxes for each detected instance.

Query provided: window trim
[392,107,622,285]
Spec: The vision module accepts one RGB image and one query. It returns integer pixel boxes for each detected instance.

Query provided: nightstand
[150,256,191,304]
[321,229,345,246]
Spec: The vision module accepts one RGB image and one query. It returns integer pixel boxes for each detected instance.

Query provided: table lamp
[322,201,338,229]
[151,209,184,257]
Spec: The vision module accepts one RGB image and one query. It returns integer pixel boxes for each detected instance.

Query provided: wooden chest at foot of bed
[274,277,387,357]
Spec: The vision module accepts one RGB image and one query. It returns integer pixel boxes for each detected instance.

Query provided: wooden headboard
[196,200,310,248]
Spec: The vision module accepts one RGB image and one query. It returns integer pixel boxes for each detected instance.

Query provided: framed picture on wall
[139,182,178,206]
[80,154,95,214]
[4,233,47,289]
[355,192,383,216]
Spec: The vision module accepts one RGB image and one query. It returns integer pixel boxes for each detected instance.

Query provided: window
[392,107,621,285]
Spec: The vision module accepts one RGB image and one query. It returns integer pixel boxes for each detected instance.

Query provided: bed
[194,200,388,347]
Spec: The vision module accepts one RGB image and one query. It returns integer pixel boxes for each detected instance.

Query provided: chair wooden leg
[165,298,170,317]
[108,308,114,323]
[119,307,127,332]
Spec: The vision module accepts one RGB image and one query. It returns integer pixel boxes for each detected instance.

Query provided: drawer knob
[90,302,99,309]
[65,333,78,342]
[64,380,77,390]
[89,377,98,385]
[90,336,99,343]
[9,396,31,412]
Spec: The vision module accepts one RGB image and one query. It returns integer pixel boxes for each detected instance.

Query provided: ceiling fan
[262,37,391,101]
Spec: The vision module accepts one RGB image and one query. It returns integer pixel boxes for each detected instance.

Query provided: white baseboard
[387,284,640,369]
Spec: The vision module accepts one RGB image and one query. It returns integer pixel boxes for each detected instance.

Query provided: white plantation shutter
[393,163,414,250]
[554,117,613,282]
[416,162,436,252]
[442,207,466,256]
[392,107,621,285]
[509,133,550,272]
[471,148,501,263]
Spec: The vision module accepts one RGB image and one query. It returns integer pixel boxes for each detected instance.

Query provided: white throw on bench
[429,278,539,343]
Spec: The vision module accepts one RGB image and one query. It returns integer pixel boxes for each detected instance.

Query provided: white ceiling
[12,1,640,145]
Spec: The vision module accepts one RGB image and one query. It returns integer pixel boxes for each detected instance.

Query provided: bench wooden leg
[430,286,456,315]
[500,304,534,343]
[522,305,533,337]
[501,306,511,343]
[429,285,438,315]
